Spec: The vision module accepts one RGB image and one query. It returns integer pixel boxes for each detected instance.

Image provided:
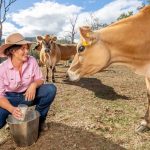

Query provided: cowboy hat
[0,33,34,55]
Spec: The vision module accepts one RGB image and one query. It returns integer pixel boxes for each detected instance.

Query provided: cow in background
[36,35,61,82]
[35,35,77,82]
[56,42,77,67]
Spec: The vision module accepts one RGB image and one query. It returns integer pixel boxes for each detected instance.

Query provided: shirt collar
[7,56,30,70]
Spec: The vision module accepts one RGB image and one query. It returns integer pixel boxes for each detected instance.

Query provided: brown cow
[36,35,61,82]
[36,35,77,82]
[67,6,150,132]
[57,43,77,66]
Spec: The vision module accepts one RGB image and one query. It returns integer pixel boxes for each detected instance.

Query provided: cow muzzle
[45,48,50,53]
[67,70,80,81]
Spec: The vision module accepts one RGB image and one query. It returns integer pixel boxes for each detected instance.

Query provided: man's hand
[24,83,37,101]
[12,107,22,120]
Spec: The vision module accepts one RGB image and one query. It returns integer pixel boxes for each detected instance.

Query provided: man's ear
[36,36,43,42]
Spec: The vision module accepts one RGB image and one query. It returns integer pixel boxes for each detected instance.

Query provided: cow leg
[50,66,56,72]
[66,60,69,67]
[136,77,150,132]
[46,66,49,82]
[64,60,69,67]
[54,67,56,72]
[51,67,55,83]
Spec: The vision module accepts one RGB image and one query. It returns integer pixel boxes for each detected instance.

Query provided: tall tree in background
[142,0,150,6]
[86,13,108,30]
[147,0,150,4]
[65,15,78,44]
[117,11,133,21]
[138,0,150,9]
[0,0,17,45]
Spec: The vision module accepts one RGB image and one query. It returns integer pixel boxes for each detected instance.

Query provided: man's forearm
[0,97,14,113]
[32,79,44,88]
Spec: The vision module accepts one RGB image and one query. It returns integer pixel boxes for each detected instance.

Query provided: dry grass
[1,64,150,150]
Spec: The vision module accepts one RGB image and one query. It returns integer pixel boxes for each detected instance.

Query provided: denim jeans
[0,84,56,129]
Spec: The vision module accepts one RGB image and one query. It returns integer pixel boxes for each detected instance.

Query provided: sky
[2,0,144,39]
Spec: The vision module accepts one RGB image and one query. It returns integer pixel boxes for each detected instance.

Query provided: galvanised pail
[6,110,40,147]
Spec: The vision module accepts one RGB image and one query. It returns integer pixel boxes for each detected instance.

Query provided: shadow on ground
[63,77,130,100]
[1,122,126,150]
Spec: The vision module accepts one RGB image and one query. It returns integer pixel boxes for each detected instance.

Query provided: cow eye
[78,45,85,53]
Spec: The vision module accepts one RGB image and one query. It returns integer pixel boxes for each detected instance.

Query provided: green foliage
[29,49,39,60]
[138,0,150,8]
[147,0,150,4]
[91,22,108,30]
[29,43,40,60]
[117,11,133,21]
[0,57,7,63]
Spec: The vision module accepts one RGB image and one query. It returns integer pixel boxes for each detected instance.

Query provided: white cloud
[3,22,18,36]
[3,0,142,39]
[3,0,82,38]
[92,0,142,24]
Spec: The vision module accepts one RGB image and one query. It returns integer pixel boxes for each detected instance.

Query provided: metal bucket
[6,110,40,147]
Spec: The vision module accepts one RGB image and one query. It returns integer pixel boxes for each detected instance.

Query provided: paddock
[1,63,150,150]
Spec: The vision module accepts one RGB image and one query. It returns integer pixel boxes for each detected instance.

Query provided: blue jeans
[0,84,56,129]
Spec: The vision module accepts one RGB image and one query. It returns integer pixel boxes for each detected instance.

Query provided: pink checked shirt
[0,56,44,98]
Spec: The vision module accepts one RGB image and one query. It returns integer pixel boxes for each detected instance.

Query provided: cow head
[67,26,111,81]
[36,35,57,53]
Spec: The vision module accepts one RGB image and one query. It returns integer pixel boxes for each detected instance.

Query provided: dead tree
[86,13,108,30]
[0,0,17,45]
[65,15,78,44]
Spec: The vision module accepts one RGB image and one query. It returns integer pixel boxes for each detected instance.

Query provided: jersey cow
[57,43,77,67]
[36,35,77,82]
[67,6,150,132]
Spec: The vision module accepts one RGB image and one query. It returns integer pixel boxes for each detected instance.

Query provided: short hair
[4,45,22,57]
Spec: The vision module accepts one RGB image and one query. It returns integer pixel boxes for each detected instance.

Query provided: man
[0,33,57,144]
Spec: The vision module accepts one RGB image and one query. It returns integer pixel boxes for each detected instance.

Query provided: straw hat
[0,33,33,55]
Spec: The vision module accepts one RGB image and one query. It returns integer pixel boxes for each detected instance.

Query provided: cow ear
[79,26,98,46]
[53,36,57,41]
[79,26,92,39]
[36,36,43,42]
[34,43,41,51]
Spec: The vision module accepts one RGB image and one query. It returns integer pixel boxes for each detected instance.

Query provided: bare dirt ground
[1,63,150,150]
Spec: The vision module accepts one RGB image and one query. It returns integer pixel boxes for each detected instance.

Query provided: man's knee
[39,84,57,104]
[46,84,57,100]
